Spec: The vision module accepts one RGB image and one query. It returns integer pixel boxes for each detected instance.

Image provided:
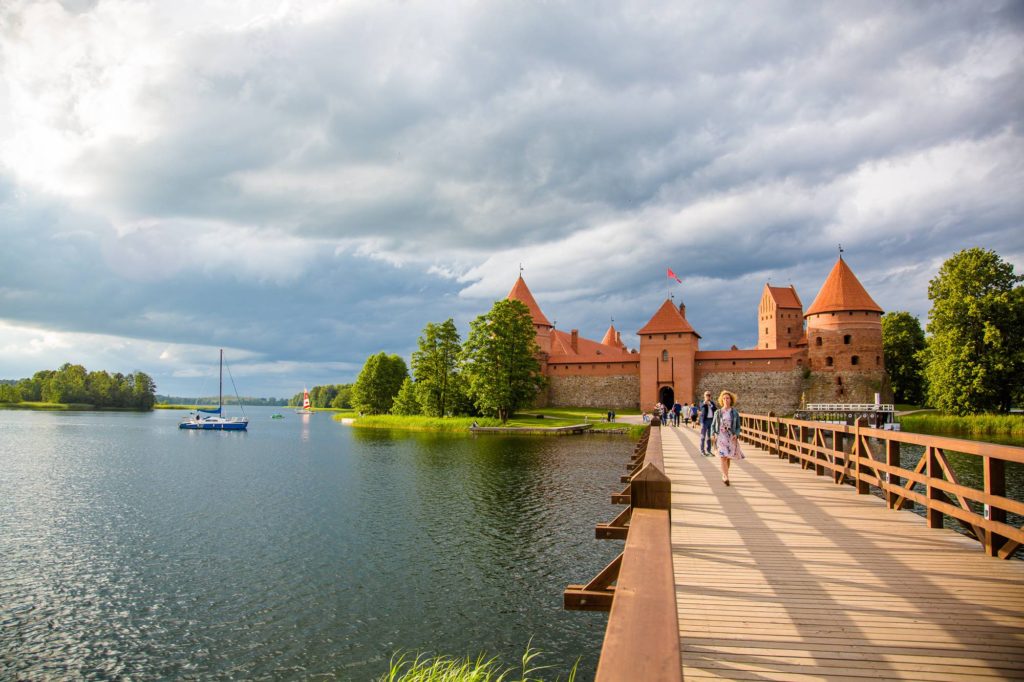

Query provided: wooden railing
[564,423,682,682]
[742,413,1024,559]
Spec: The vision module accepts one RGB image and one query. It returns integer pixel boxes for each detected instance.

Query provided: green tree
[351,352,409,414]
[330,384,353,409]
[131,371,157,410]
[390,377,421,416]
[461,299,545,423]
[923,248,1024,414]
[0,383,21,402]
[881,311,926,405]
[411,318,462,417]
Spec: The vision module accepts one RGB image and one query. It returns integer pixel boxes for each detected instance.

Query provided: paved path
[659,424,1024,681]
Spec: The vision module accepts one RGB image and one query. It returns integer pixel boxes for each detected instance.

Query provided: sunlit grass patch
[380,645,577,682]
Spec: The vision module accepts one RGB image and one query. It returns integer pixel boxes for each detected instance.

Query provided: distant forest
[157,394,288,406]
[289,384,352,408]
[1,364,157,409]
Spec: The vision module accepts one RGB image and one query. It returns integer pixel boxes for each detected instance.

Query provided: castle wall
[694,368,805,416]
[803,369,891,405]
[547,374,641,409]
[547,360,640,377]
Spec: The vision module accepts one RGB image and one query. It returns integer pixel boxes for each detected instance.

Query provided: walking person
[698,391,717,455]
[711,390,743,485]
[672,401,682,427]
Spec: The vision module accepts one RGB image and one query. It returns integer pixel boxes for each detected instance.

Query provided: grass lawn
[337,408,646,438]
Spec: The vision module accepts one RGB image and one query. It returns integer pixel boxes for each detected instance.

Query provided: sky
[1,0,1022,398]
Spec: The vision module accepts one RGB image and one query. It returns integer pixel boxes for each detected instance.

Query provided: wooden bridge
[565,417,1024,680]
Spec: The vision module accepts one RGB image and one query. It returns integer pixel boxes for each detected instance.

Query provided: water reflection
[0,409,623,679]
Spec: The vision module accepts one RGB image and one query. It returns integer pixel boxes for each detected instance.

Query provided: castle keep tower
[758,284,804,349]
[638,300,700,408]
[804,257,887,403]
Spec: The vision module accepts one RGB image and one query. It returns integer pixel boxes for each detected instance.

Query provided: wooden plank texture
[660,425,1024,681]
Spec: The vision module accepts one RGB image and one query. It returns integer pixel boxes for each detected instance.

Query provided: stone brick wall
[803,370,891,405]
[695,368,805,416]
[546,374,641,408]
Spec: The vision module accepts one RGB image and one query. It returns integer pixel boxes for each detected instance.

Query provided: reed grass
[900,413,1024,437]
[380,644,577,682]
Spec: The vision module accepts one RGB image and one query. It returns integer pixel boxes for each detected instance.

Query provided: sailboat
[294,388,314,414]
[179,349,249,431]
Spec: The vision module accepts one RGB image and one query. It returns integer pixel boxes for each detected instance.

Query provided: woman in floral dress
[710,390,743,485]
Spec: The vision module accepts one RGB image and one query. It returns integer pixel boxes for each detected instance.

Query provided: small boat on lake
[295,388,314,414]
[271,413,284,419]
[180,350,249,431]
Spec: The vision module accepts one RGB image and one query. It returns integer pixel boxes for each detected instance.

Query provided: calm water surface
[1,408,627,680]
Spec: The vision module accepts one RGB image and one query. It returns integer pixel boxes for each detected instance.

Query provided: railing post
[814,426,826,476]
[791,424,801,464]
[833,427,846,484]
[886,439,901,509]
[926,446,944,529]
[854,418,869,494]
[984,456,1007,557]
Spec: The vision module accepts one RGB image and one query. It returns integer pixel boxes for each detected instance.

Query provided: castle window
[788,342,792,347]
[836,376,843,386]
[876,355,881,366]
[764,327,768,334]
[661,350,669,362]
[787,327,791,333]
[815,337,822,347]
[851,356,859,366]
[826,356,834,367]
[732,361,736,365]
[662,335,667,340]
[843,334,851,344]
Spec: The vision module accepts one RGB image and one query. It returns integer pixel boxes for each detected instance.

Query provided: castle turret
[507,275,554,355]
[638,300,700,408]
[805,257,887,402]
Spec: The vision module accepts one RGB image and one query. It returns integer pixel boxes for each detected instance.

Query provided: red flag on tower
[667,268,682,283]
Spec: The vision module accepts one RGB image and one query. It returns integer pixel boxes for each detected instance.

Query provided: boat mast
[219,348,223,411]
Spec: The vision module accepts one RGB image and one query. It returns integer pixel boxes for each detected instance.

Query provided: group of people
[642,390,744,486]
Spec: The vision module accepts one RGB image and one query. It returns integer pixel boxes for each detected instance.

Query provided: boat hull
[179,420,249,431]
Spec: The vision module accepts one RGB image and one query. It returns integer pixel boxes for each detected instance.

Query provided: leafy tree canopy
[351,353,409,415]
[881,311,926,405]
[923,247,1023,414]
[461,299,545,423]
[1,364,156,409]
[390,377,421,416]
[411,318,461,417]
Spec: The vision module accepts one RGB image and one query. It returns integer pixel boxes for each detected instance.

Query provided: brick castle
[507,256,890,414]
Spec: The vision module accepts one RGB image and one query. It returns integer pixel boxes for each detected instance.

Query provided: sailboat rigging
[179,349,249,431]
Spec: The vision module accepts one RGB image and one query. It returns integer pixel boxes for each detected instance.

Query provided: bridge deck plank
[661,425,1024,680]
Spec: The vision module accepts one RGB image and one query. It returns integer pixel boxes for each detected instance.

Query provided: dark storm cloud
[1,0,1023,393]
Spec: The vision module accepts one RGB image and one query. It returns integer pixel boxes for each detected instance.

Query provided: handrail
[565,422,682,681]
[741,412,1023,559]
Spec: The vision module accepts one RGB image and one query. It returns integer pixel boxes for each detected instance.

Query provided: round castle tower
[804,256,889,403]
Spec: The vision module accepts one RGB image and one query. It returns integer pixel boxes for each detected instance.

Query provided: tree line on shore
[0,364,157,409]
[340,299,544,423]
[882,248,1022,415]
[156,395,289,407]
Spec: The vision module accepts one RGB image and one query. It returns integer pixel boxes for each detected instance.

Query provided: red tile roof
[550,329,632,357]
[637,299,697,335]
[601,324,624,348]
[806,258,883,315]
[506,276,553,327]
[766,285,803,309]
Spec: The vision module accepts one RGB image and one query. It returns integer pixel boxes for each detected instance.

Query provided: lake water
[0,407,627,680]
